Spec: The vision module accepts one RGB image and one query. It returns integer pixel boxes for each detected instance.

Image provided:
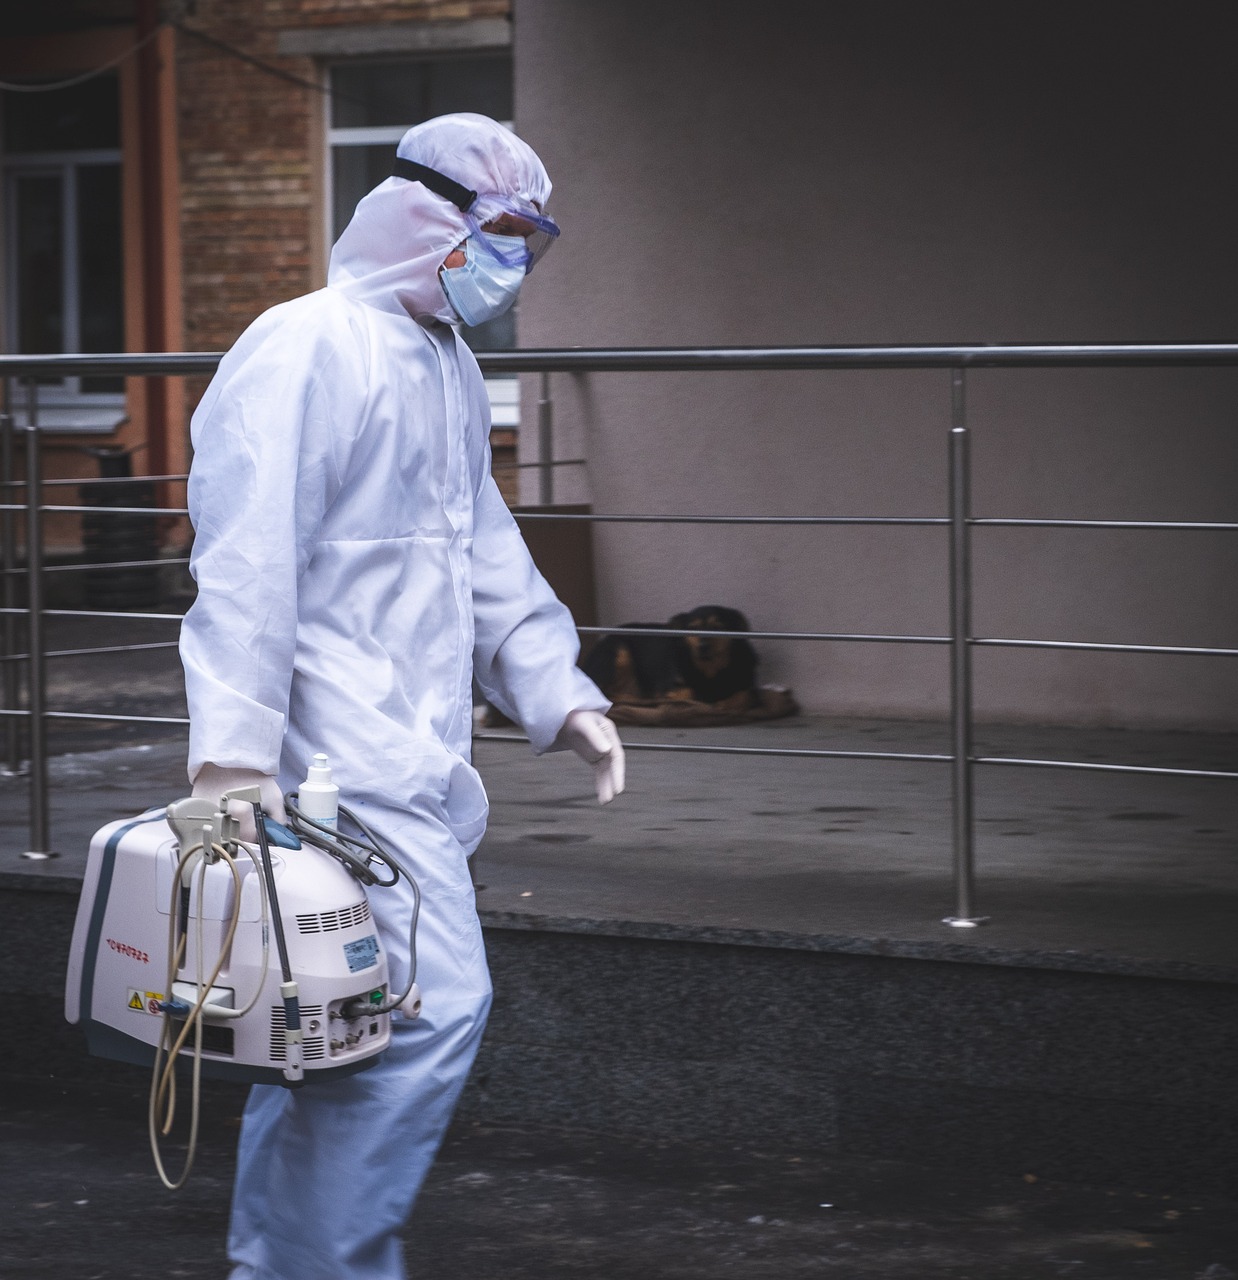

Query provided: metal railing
[3,346,1237,928]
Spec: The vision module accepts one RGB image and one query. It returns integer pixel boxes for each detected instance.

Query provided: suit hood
[327,113,553,325]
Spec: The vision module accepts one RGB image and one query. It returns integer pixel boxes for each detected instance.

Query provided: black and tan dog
[583,605,759,710]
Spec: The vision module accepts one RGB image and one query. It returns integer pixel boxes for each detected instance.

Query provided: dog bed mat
[604,684,799,727]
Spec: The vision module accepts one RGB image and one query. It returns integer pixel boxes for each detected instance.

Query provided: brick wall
[176,0,509,353]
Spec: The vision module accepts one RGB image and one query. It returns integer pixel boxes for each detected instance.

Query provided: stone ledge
[7,865,1233,988]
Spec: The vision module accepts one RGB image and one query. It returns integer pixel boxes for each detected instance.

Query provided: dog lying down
[581,605,798,727]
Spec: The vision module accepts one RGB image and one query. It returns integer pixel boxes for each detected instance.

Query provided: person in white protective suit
[178,112,624,1279]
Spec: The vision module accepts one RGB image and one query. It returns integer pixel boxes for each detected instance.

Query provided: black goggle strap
[391,157,478,213]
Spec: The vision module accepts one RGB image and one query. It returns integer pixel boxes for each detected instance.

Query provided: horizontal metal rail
[0,607,185,622]
[7,501,1231,533]
[7,343,1238,378]
[0,354,223,376]
[473,732,1237,778]
[472,731,953,763]
[40,504,189,517]
[577,625,1236,656]
[483,344,1238,372]
[0,556,187,578]
[37,473,190,488]
[3,621,1227,660]
[972,517,1238,532]
[0,708,190,726]
[974,755,1238,781]
[0,640,181,662]
[973,637,1238,657]
[6,502,935,525]
[37,557,189,574]
[576,624,949,644]
[517,511,1236,529]
[494,457,586,472]
[513,512,949,526]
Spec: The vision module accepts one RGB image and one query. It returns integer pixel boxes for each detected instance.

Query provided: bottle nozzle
[307,753,332,786]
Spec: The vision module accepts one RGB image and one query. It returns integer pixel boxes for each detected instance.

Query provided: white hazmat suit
[179,114,619,1279]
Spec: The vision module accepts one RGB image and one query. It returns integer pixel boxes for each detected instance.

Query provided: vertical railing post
[537,370,554,506]
[1,380,22,775]
[944,367,985,926]
[21,380,56,859]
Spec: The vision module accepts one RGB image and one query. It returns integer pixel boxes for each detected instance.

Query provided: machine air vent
[294,900,371,934]
[270,1004,327,1062]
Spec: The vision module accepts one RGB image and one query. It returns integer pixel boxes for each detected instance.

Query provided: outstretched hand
[560,709,626,805]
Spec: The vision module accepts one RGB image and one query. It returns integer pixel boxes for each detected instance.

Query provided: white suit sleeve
[471,475,609,753]
[180,307,364,780]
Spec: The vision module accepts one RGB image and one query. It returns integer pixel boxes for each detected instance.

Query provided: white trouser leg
[227,825,491,1280]
[227,989,491,1279]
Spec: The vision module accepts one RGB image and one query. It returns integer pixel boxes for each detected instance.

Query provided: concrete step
[6,879,1235,1199]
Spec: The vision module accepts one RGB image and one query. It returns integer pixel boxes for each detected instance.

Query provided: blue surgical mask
[440,232,526,328]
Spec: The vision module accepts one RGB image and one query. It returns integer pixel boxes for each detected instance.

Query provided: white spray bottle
[299,753,339,828]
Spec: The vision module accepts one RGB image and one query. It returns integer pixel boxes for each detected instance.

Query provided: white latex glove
[560,709,625,805]
[190,763,287,844]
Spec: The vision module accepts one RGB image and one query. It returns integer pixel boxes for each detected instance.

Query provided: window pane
[13,173,65,362]
[332,62,429,129]
[2,74,120,152]
[330,56,510,130]
[332,143,400,241]
[426,57,511,120]
[77,164,124,392]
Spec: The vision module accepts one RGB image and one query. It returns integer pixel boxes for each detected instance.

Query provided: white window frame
[2,146,126,431]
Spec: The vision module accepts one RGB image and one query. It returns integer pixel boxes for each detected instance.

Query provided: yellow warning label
[127,989,164,1015]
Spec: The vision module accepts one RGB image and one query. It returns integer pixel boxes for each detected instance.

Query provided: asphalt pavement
[2,1068,1237,1280]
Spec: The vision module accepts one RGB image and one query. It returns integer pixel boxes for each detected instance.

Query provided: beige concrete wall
[513,0,1238,728]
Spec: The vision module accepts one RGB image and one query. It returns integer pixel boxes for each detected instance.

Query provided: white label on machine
[343,935,380,973]
[128,989,165,1016]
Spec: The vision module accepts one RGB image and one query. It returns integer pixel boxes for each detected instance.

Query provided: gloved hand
[190,763,287,844]
[560,709,625,805]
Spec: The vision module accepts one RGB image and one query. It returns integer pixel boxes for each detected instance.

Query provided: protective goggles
[392,157,560,272]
